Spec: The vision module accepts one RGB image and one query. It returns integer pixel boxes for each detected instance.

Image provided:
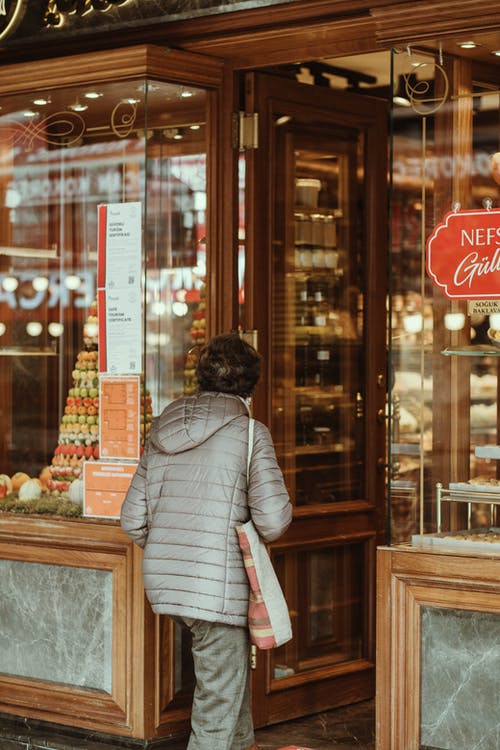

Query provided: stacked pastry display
[47,302,100,494]
[183,281,206,395]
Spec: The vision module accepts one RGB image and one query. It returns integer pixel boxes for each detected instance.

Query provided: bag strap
[247,417,255,484]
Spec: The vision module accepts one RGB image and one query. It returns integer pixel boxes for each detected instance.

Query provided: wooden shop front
[0,1,499,745]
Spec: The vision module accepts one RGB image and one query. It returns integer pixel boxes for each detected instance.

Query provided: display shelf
[294,207,343,218]
[296,443,346,456]
[0,347,58,357]
[441,344,500,356]
[436,481,500,533]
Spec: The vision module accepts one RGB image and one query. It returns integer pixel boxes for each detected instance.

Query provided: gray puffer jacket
[120,391,292,626]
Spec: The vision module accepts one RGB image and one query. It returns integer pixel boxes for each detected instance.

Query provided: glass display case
[0,58,209,505]
[0,45,223,739]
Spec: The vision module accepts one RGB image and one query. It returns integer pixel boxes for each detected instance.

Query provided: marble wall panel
[420,606,500,750]
[0,560,112,693]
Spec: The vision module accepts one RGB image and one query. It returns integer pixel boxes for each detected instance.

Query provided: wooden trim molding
[0,45,224,95]
[371,0,500,46]
[0,516,160,739]
[376,544,500,749]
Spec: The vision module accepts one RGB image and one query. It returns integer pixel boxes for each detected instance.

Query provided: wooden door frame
[242,70,388,726]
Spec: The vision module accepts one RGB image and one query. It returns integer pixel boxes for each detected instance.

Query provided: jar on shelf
[294,213,313,268]
[314,348,331,386]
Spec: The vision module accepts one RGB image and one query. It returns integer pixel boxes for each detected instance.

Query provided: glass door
[243,72,388,725]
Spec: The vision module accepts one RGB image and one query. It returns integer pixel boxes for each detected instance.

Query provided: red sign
[426,209,500,299]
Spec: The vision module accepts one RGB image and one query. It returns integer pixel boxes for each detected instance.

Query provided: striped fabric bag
[236,418,292,650]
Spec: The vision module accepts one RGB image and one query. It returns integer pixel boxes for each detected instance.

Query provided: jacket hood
[149,392,250,454]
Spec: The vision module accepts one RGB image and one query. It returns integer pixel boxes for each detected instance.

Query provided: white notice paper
[98,202,142,375]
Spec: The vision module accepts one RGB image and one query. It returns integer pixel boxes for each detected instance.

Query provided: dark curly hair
[196,333,261,398]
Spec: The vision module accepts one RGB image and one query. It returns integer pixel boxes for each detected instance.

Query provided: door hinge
[233,111,259,150]
[250,644,257,669]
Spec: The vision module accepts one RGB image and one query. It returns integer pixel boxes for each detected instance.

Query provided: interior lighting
[0,323,5,336]
[83,322,98,339]
[64,275,81,290]
[151,301,167,316]
[172,301,189,317]
[492,50,500,57]
[48,322,64,337]
[23,110,37,118]
[180,90,194,98]
[26,321,43,337]
[32,276,49,292]
[123,98,140,104]
[458,41,478,49]
[69,101,88,112]
[84,91,103,99]
[189,124,201,130]
[2,276,18,292]
[444,312,465,331]
[393,74,416,107]
[402,313,423,334]
[33,97,50,106]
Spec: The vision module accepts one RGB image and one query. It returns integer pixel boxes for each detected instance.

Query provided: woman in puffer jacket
[121,333,292,750]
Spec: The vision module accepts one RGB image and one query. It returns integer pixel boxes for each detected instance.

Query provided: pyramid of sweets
[189,282,206,345]
[47,346,100,494]
[184,282,206,394]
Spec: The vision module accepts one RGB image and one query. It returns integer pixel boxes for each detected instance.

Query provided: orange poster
[83,461,138,519]
[99,375,140,460]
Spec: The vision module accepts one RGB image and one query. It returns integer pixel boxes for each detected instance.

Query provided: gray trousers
[179,617,255,750]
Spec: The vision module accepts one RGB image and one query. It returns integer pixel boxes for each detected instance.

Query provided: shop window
[0,79,208,513]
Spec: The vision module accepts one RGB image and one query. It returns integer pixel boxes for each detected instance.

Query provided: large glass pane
[0,78,207,498]
[389,48,500,542]
[272,541,365,679]
[272,127,365,507]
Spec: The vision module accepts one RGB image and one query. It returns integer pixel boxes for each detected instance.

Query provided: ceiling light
[189,124,201,130]
[26,321,43,337]
[32,276,49,292]
[69,101,88,112]
[275,115,292,126]
[392,74,419,107]
[444,312,465,331]
[64,274,81,290]
[2,276,18,292]
[23,110,37,118]
[172,301,188,317]
[492,50,500,57]
[123,97,140,104]
[33,97,50,106]
[402,313,423,334]
[151,301,167,316]
[181,90,194,98]
[84,91,103,99]
[48,322,64,337]
[83,322,98,339]
[458,41,478,49]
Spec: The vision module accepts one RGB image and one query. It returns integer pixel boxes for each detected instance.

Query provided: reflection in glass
[272,543,365,680]
[272,129,365,507]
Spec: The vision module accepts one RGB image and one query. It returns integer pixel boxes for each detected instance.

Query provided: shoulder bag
[236,418,292,649]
